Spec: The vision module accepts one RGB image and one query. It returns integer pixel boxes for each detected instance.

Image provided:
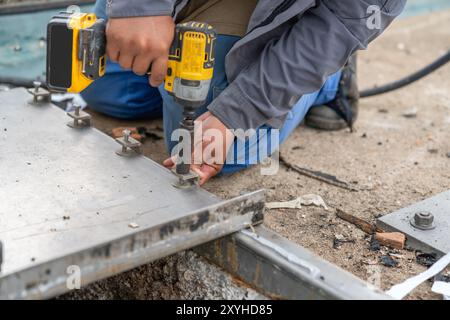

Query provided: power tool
[46,12,217,187]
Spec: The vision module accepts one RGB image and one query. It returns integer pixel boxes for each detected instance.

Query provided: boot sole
[304,115,349,131]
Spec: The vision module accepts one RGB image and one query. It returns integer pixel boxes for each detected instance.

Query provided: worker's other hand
[163,112,235,186]
[106,16,175,87]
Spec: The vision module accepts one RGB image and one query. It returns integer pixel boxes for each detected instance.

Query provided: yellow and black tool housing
[46,12,106,93]
[165,21,217,107]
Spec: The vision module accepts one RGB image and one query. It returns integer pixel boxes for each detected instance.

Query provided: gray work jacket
[108,0,406,131]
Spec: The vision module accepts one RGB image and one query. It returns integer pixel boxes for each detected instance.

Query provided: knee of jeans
[81,72,162,119]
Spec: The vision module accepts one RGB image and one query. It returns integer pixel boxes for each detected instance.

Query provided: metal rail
[197,226,391,300]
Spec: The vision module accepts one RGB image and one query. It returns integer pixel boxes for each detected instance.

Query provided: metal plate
[0,88,264,299]
[377,190,450,257]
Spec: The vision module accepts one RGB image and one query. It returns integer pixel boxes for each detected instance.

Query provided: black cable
[360,49,450,98]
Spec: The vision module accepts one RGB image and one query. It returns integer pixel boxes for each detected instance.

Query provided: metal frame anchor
[115,129,142,157]
[171,169,199,189]
[27,81,50,105]
[67,105,91,128]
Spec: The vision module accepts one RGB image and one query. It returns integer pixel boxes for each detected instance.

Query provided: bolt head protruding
[33,81,41,91]
[73,104,81,114]
[411,211,435,230]
[123,129,131,141]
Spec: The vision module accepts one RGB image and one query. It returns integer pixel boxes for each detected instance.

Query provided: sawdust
[83,10,450,300]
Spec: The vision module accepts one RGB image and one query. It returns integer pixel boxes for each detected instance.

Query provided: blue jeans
[82,0,341,174]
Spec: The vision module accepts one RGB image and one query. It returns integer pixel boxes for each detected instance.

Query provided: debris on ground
[388,252,405,259]
[375,232,406,250]
[336,208,382,234]
[128,222,140,229]
[435,273,450,283]
[266,194,329,210]
[362,259,378,265]
[333,234,355,249]
[402,108,418,118]
[427,148,438,154]
[369,236,381,251]
[380,255,398,268]
[387,251,450,300]
[416,252,438,267]
[279,155,358,191]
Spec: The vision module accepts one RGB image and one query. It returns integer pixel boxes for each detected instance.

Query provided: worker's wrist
[108,0,175,18]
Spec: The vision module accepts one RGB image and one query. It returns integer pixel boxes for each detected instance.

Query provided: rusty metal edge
[195,226,391,300]
[0,190,265,300]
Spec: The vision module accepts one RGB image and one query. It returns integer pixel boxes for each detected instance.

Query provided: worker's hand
[163,112,235,186]
[106,16,175,87]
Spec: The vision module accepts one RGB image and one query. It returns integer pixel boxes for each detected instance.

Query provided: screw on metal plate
[410,211,436,230]
[27,81,50,105]
[67,104,91,128]
[115,129,142,157]
[171,169,199,189]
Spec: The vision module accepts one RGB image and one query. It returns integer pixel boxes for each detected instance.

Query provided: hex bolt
[27,80,50,105]
[67,104,91,128]
[73,104,81,127]
[410,211,436,230]
[123,129,130,142]
[115,129,141,157]
[32,81,41,103]
[33,81,41,93]
[121,129,131,153]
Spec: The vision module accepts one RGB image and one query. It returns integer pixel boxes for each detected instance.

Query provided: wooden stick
[336,208,383,234]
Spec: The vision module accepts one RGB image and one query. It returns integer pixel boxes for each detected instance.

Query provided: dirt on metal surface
[70,10,450,300]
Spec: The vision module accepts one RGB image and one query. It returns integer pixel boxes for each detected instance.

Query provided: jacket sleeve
[207,0,407,131]
[108,0,178,18]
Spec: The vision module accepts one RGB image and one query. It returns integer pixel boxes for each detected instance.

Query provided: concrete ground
[67,10,450,300]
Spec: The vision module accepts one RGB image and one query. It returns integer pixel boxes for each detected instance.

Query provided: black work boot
[305,53,359,131]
